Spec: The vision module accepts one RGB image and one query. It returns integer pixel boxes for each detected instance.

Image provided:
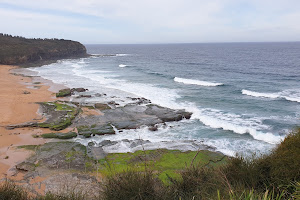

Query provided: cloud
[0,0,300,43]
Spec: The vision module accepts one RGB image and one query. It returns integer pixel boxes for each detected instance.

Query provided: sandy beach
[0,65,55,179]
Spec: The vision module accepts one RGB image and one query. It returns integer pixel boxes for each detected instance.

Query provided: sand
[0,65,54,179]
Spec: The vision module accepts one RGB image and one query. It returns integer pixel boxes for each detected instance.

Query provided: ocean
[30,42,300,157]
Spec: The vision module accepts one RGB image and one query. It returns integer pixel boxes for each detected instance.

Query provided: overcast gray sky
[0,0,300,44]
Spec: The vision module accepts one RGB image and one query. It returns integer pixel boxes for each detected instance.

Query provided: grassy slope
[98,149,227,183]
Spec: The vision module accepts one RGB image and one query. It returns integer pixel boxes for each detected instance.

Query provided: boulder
[71,88,87,93]
[94,103,111,110]
[16,162,35,172]
[56,88,71,97]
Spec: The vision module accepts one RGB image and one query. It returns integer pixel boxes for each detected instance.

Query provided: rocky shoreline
[7,85,192,135]
[0,65,226,196]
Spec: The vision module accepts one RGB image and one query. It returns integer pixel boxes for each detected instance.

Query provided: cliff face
[0,34,87,65]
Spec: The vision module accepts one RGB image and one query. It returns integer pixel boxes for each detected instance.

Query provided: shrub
[167,166,222,200]
[102,170,166,200]
[0,180,29,200]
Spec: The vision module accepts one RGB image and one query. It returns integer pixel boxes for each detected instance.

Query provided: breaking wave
[174,77,224,86]
[119,64,127,68]
[242,89,300,103]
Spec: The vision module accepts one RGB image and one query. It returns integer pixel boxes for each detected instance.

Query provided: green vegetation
[38,102,79,131]
[102,129,300,200]
[56,89,71,97]
[97,149,226,182]
[0,181,30,200]
[1,129,299,199]
[0,33,86,66]
[41,132,77,139]
[0,180,88,200]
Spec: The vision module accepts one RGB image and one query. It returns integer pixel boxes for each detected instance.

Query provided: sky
[0,0,300,44]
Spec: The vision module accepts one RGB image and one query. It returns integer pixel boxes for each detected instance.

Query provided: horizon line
[84,41,300,45]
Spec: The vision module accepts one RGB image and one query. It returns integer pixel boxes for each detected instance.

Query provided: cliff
[0,34,87,66]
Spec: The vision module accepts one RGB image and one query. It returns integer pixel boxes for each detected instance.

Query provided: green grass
[97,149,226,180]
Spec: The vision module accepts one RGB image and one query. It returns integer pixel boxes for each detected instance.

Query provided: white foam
[191,108,283,144]
[119,64,127,68]
[116,54,129,56]
[174,77,223,86]
[31,58,284,148]
[242,89,279,99]
[280,89,300,103]
[203,138,274,157]
[73,123,275,157]
[242,89,300,103]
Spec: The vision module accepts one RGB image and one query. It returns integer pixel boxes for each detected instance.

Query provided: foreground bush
[0,180,29,200]
[102,170,166,200]
[222,129,300,197]
[1,129,299,199]
[102,129,300,200]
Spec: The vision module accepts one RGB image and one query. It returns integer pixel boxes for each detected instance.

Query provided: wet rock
[6,122,38,130]
[95,93,107,97]
[77,95,92,98]
[122,139,130,143]
[145,104,192,122]
[127,97,152,105]
[41,132,77,139]
[86,146,106,160]
[88,142,95,147]
[37,102,79,131]
[107,101,120,106]
[56,88,72,97]
[129,139,151,148]
[91,124,115,135]
[73,103,192,132]
[148,125,158,131]
[16,162,35,172]
[77,124,115,138]
[99,140,118,147]
[56,88,88,97]
[71,88,87,93]
[94,103,111,110]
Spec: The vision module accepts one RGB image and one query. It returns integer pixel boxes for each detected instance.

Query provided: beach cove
[0,64,224,197]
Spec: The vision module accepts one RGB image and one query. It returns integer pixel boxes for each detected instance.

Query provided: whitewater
[30,43,300,157]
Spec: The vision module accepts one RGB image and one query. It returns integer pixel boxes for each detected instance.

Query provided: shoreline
[0,65,65,179]
[0,63,224,196]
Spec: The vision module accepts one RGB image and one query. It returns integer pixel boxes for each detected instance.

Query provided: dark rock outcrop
[94,103,111,110]
[16,162,36,172]
[18,142,88,170]
[73,104,192,132]
[78,124,115,138]
[56,88,88,97]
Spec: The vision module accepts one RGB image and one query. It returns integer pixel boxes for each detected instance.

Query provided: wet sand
[0,65,55,179]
